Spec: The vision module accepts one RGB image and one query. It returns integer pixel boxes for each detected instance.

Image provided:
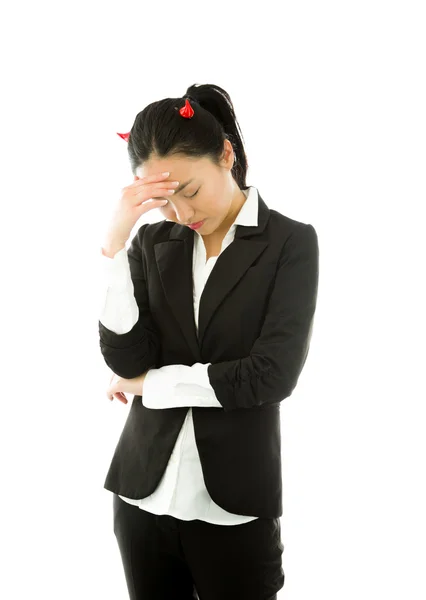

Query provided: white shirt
[100,186,260,524]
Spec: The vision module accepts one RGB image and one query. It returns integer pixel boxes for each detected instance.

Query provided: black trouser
[113,493,285,600]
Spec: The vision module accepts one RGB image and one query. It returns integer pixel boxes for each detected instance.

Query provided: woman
[98,83,319,600]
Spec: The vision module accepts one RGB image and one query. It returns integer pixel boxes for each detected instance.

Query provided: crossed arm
[98,222,319,412]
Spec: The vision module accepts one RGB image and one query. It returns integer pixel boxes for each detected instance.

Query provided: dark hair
[126,83,249,189]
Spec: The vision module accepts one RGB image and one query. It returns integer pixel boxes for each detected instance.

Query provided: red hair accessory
[117,131,130,142]
[117,97,194,140]
[179,98,194,119]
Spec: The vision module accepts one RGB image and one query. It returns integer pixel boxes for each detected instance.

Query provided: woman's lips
[188,220,205,230]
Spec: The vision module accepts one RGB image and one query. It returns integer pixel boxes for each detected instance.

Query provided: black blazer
[98,189,319,518]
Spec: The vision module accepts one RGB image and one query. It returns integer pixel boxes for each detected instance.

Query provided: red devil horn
[117,132,130,142]
[179,98,194,119]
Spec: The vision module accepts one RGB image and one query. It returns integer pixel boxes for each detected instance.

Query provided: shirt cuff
[142,363,222,408]
[101,245,133,288]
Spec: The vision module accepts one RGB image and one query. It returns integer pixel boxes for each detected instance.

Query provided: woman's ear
[220,139,235,168]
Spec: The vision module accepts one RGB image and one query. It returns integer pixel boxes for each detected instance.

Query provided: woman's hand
[102,172,179,252]
[106,371,150,404]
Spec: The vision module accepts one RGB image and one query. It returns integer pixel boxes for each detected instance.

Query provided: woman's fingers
[127,171,171,187]
[115,392,128,404]
[106,373,128,403]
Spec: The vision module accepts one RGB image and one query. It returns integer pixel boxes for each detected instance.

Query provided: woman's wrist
[102,242,126,258]
[122,372,147,396]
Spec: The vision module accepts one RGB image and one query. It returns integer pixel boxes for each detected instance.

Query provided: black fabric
[99,190,319,518]
[113,494,284,600]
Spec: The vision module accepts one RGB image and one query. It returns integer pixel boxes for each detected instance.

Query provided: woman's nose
[175,210,195,225]
[169,199,195,225]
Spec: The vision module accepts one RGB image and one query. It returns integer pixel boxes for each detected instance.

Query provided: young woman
[98,83,319,600]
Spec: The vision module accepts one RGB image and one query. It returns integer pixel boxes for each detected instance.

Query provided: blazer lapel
[154,192,270,355]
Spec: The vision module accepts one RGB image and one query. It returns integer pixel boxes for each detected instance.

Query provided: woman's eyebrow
[174,178,195,194]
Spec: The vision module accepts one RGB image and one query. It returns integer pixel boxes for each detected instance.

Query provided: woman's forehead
[137,155,207,179]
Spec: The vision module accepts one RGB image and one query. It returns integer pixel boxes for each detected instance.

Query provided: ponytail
[127,83,249,188]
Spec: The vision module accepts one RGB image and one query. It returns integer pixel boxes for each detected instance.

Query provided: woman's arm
[206,223,320,412]
[99,223,319,411]
[142,224,319,411]
[98,236,221,406]
[98,223,161,379]
[99,246,139,334]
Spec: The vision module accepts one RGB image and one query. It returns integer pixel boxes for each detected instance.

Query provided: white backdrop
[1,1,425,598]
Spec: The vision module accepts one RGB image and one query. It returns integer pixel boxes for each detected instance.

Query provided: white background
[1,1,425,598]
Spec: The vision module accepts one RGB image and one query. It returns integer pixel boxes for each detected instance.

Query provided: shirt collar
[231,185,259,228]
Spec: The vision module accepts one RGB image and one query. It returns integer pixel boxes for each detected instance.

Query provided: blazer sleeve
[207,222,319,412]
[98,223,161,379]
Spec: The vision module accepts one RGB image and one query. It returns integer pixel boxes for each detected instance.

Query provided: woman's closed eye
[185,188,199,198]
[160,188,200,205]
